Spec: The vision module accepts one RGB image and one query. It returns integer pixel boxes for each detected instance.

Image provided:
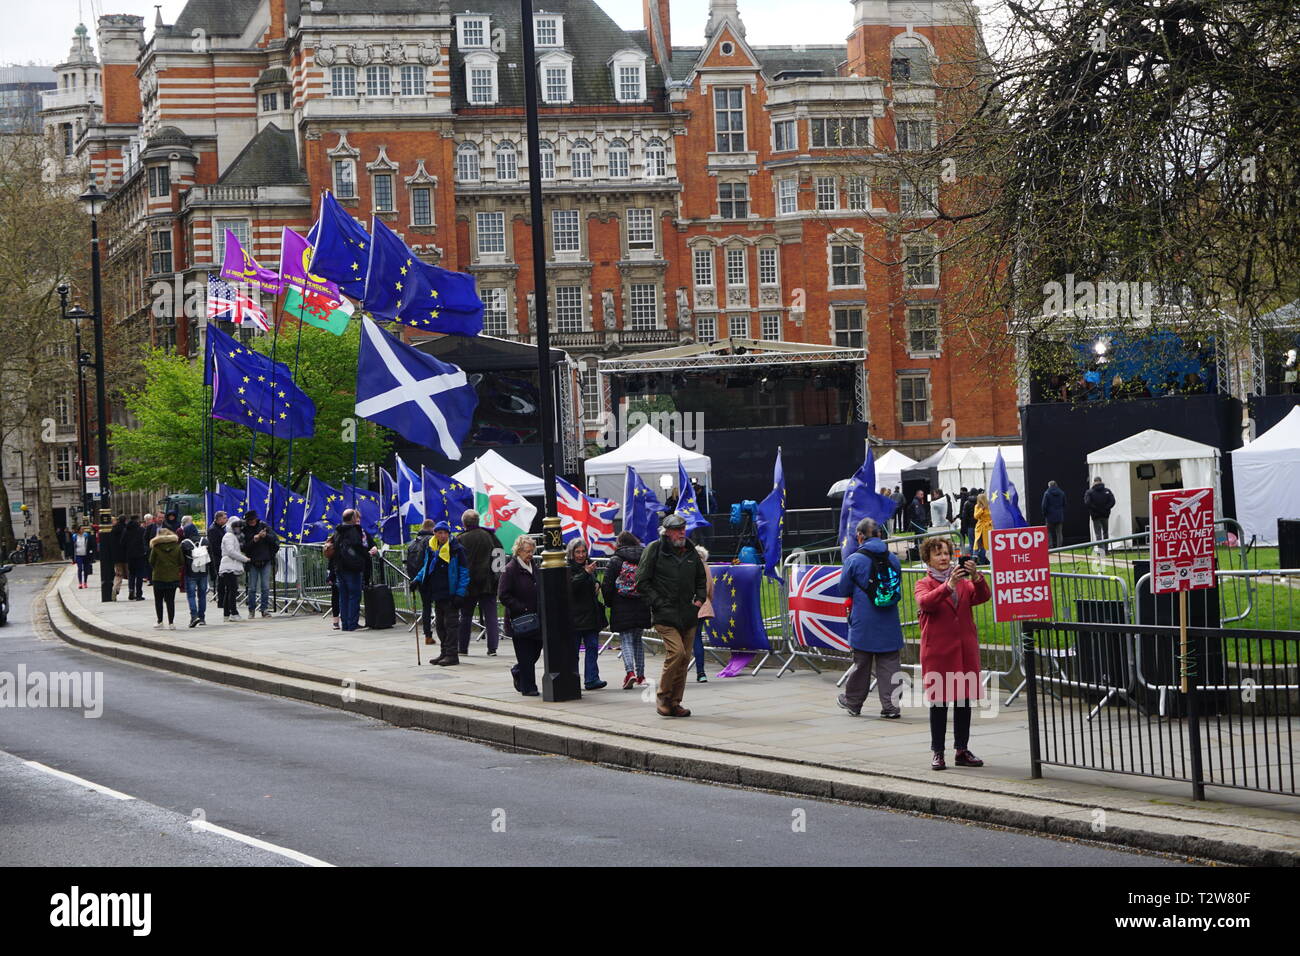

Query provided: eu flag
[989,449,1028,529]
[345,484,381,535]
[379,467,404,545]
[306,192,370,300]
[837,448,896,562]
[622,465,663,544]
[204,489,223,528]
[363,218,484,336]
[302,474,346,543]
[673,460,711,532]
[281,488,308,543]
[755,448,785,582]
[422,466,474,532]
[218,481,246,517]
[698,564,770,651]
[208,324,316,439]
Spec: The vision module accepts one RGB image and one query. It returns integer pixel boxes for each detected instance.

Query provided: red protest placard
[1149,487,1216,594]
[990,526,1053,622]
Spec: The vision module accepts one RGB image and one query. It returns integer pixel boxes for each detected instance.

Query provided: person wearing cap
[636,514,708,718]
[413,519,469,665]
[217,517,249,621]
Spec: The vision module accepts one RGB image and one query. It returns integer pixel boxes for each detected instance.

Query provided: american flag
[556,476,619,557]
[208,273,270,332]
[788,564,851,651]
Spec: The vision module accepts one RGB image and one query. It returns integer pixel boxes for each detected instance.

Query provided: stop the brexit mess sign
[1149,487,1215,594]
[990,526,1053,622]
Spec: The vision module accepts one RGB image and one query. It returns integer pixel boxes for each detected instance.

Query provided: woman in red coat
[915,536,991,770]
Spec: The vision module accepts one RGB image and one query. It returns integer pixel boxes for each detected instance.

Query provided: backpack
[338,530,365,573]
[404,535,428,577]
[190,538,211,573]
[864,549,902,607]
[615,556,640,597]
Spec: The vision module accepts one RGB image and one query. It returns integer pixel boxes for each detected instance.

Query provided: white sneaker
[153,622,164,629]
[168,624,176,630]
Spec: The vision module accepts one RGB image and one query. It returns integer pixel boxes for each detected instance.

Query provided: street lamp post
[78,179,113,602]
[57,286,93,524]
[519,0,578,701]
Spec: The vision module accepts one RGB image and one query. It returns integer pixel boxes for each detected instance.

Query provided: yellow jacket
[975,503,993,550]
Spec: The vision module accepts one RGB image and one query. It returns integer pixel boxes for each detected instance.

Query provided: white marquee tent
[1230,407,1300,546]
[452,449,545,497]
[1085,429,1222,542]
[827,448,916,497]
[584,423,712,507]
[958,446,1025,494]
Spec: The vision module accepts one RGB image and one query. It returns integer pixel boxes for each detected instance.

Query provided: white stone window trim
[534,13,564,48]
[827,230,866,290]
[608,48,648,104]
[539,50,574,105]
[457,15,491,50]
[905,303,943,358]
[463,51,500,106]
[903,238,940,289]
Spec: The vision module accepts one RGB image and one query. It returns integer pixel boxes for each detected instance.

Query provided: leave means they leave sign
[1149,487,1216,594]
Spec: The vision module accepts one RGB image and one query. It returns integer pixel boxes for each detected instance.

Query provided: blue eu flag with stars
[698,564,770,651]
[422,466,474,532]
[622,465,663,544]
[837,448,895,563]
[989,449,1027,530]
[755,448,785,582]
[207,324,316,439]
[673,460,710,532]
[363,218,483,336]
[302,475,346,544]
[305,192,370,300]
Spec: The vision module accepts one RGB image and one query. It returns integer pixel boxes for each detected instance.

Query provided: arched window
[456,142,481,183]
[891,35,934,83]
[495,141,518,181]
[570,139,592,179]
[644,138,666,179]
[607,138,629,179]
[538,140,555,180]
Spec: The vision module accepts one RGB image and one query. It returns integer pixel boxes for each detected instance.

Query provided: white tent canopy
[959,446,1025,495]
[584,423,712,506]
[827,448,916,497]
[1231,407,1300,546]
[1085,429,1222,542]
[452,449,545,497]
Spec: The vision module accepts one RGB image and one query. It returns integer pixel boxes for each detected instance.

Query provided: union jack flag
[788,564,851,651]
[208,273,270,332]
[556,476,619,557]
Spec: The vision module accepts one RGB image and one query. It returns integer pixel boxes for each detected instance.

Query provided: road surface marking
[24,760,135,800]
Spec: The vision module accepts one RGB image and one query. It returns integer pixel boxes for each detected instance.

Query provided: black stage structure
[600,338,870,511]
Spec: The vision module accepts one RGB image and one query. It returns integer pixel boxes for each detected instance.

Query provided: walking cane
[416,622,422,666]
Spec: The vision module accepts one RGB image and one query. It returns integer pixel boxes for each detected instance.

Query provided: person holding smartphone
[914,537,990,770]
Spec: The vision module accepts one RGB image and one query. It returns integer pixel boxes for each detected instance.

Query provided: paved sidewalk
[47,569,1300,864]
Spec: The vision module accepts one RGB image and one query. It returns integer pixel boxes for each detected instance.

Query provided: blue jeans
[338,570,363,631]
[186,572,208,622]
[574,629,601,686]
[246,562,272,613]
[693,630,706,677]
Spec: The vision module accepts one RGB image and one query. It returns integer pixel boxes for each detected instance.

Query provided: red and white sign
[1149,487,1215,593]
[990,526,1053,622]
[84,464,101,496]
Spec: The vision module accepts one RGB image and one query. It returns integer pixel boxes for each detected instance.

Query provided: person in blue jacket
[1041,480,1067,549]
[414,520,470,666]
[835,516,906,719]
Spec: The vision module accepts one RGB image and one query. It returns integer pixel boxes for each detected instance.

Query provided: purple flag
[279,227,345,300]
[220,230,281,294]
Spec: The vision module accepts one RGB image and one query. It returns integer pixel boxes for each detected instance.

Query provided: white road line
[24,761,135,800]
[189,820,335,867]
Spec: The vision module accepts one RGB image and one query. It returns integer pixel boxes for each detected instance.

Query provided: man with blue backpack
[836,516,905,719]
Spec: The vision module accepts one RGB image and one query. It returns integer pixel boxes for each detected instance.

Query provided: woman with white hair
[499,536,542,696]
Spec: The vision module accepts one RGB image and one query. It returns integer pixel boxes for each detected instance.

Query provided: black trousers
[929,702,973,752]
[218,572,241,616]
[153,581,178,623]
[129,557,148,598]
[511,634,543,694]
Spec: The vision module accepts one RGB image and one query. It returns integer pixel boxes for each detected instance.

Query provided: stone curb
[44,573,1300,866]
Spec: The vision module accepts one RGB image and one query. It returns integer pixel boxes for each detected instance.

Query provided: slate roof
[169,0,263,37]
[217,123,307,186]
[667,44,848,83]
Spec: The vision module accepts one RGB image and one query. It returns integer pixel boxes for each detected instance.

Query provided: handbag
[511,612,541,636]
[697,598,715,619]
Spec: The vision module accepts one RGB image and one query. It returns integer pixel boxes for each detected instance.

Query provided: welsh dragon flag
[474,461,536,552]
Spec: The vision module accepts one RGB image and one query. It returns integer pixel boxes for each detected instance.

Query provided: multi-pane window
[758,247,779,286]
[607,139,630,178]
[693,248,714,287]
[718,181,749,218]
[761,312,782,340]
[626,208,654,251]
[618,65,643,102]
[476,211,506,255]
[726,248,747,287]
[904,243,938,286]
[456,143,481,182]
[54,393,70,426]
[56,447,73,482]
[61,124,73,156]
[148,165,170,198]
[810,117,871,148]
[483,288,509,336]
[554,286,583,332]
[900,374,929,423]
[411,186,433,226]
[468,67,495,104]
[644,139,666,178]
[536,16,560,45]
[899,178,938,216]
[539,141,555,180]
[400,65,425,96]
[329,65,357,97]
[282,90,292,109]
[496,142,518,181]
[728,314,750,339]
[713,88,745,152]
[261,92,277,112]
[543,66,570,103]
[832,307,864,348]
[907,306,940,354]
[896,118,932,151]
[773,119,797,151]
[552,209,581,253]
[215,219,250,262]
[627,284,658,330]
[570,141,592,179]
[697,315,717,343]
[846,176,868,211]
[150,229,173,275]
[815,176,837,210]
[581,365,602,421]
[459,16,488,47]
[830,243,862,286]
[372,173,394,212]
[365,65,391,97]
[777,178,798,215]
[333,159,356,198]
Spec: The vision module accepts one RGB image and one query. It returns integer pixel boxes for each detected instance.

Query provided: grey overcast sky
[5,0,887,66]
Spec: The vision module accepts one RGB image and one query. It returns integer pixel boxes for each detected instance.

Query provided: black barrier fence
[1023,620,1298,800]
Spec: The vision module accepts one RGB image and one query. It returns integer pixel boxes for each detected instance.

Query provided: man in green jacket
[636,514,707,718]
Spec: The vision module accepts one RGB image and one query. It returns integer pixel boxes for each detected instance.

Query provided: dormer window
[539,51,573,105]
[609,49,647,104]
[464,51,499,105]
[534,14,563,47]
[458,15,490,49]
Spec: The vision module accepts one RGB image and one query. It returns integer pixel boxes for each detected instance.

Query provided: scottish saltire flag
[217,481,246,517]
[306,192,370,300]
[622,465,663,544]
[355,317,478,459]
[755,448,786,582]
[363,218,484,335]
[673,460,711,532]
[207,274,270,332]
[395,455,425,527]
[220,230,281,295]
[345,484,382,535]
[556,476,619,557]
[837,448,895,562]
[422,466,474,532]
[698,564,770,651]
[207,324,316,438]
[379,467,404,545]
[989,449,1027,529]
[301,474,346,544]
[788,565,851,651]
